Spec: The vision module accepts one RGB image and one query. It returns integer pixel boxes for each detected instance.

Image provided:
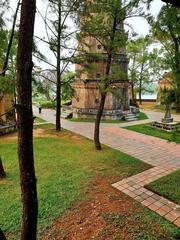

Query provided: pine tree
[16,0,38,239]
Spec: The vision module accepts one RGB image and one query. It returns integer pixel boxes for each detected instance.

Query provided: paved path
[143,110,180,122]
[33,106,180,227]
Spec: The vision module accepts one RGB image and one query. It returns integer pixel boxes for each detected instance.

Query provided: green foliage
[61,71,75,101]
[40,101,56,109]
[0,30,17,93]
[0,0,9,29]
[33,70,75,102]
[127,35,160,99]
[32,73,56,102]
[146,170,180,205]
[160,87,176,106]
[149,5,180,111]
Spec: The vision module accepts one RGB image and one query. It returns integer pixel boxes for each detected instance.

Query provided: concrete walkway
[33,106,180,227]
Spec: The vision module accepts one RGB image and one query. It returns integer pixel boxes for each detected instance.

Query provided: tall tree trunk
[94,53,112,150]
[138,63,144,105]
[0,229,6,240]
[131,82,138,107]
[94,92,106,150]
[0,157,6,178]
[174,42,180,113]
[16,0,38,239]
[168,24,180,113]
[94,11,118,150]
[56,0,62,131]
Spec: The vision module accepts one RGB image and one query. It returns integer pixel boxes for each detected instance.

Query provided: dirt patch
[0,128,66,140]
[69,134,86,145]
[41,176,171,240]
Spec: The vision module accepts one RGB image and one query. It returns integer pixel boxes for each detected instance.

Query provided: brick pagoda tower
[72,5,130,120]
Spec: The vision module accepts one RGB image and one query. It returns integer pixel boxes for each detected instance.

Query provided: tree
[0,0,9,29]
[33,70,75,104]
[1,0,21,76]
[144,0,180,8]
[160,87,175,121]
[0,30,18,93]
[37,0,80,131]
[0,1,19,124]
[0,228,6,240]
[16,0,38,239]
[0,157,6,178]
[78,0,143,150]
[127,36,160,104]
[150,5,180,112]
[161,0,180,8]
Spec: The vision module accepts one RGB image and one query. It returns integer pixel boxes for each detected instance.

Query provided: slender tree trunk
[16,0,38,239]
[2,0,21,76]
[94,11,118,150]
[168,24,180,113]
[94,53,112,150]
[138,63,144,105]
[94,92,106,150]
[175,84,180,113]
[56,0,62,131]
[139,76,143,105]
[174,44,180,113]
[0,229,6,240]
[173,43,180,113]
[0,157,6,178]
[131,82,138,107]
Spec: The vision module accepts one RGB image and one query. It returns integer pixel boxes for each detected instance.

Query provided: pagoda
[72,5,130,120]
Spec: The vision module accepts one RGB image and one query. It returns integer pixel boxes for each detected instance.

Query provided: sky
[9,0,164,71]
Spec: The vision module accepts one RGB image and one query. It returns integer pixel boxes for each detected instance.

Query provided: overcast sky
[9,0,164,70]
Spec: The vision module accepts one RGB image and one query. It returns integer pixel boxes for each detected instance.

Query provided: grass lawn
[69,112,148,123]
[124,124,180,143]
[138,111,148,120]
[34,117,47,124]
[0,124,180,239]
[145,170,180,205]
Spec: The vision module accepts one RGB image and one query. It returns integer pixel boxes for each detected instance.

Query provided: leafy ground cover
[124,124,180,143]
[145,170,180,205]
[0,124,179,240]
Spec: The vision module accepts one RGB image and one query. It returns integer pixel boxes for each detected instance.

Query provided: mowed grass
[146,170,180,205]
[138,111,148,120]
[0,125,151,239]
[124,124,180,143]
[34,116,47,124]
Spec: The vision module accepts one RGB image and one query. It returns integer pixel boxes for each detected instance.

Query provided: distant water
[142,94,157,100]
[136,94,157,100]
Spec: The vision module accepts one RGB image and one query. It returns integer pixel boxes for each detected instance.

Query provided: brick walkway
[33,107,180,227]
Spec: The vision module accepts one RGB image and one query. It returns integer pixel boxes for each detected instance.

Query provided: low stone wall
[0,124,16,136]
[73,108,124,120]
[151,121,180,131]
